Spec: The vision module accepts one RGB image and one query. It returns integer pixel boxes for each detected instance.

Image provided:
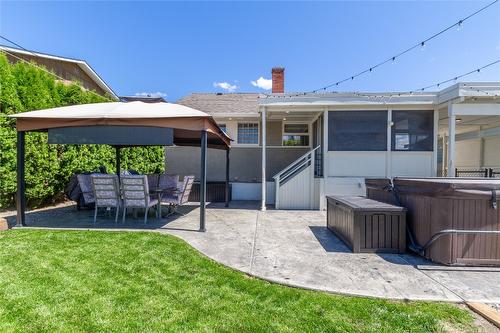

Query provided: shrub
[0,53,164,209]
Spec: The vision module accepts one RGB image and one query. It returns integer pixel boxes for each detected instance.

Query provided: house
[168,68,500,210]
[0,45,118,100]
[120,96,167,103]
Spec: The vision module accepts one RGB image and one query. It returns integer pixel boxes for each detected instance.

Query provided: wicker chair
[121,175,159,224]
[90,174,121,224]
[160,175,195,215]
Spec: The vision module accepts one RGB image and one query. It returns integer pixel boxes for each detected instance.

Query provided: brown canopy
[11,101,230,149]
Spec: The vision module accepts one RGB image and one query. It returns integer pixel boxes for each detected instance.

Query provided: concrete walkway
[4,202,500,303]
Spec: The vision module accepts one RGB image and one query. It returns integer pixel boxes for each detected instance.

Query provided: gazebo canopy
[11,101,231,231]
[11,101,230,149]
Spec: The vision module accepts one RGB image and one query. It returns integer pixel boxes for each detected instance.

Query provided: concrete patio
[3,201,500,303]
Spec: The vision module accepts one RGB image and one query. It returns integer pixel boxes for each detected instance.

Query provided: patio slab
[3,201,500,303]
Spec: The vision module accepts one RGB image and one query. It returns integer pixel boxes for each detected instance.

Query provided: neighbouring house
[0,45,118,100]
[120,96,167,103]
[169,68,500,210]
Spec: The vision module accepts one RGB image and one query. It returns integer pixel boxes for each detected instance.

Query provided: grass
[0,229,477,333]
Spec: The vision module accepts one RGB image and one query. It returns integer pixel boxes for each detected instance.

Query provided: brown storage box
[327,196,406,253]
[366,178,500,266]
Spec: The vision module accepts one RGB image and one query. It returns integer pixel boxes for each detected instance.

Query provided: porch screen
[328,111,387,151]
[391,110,433,151]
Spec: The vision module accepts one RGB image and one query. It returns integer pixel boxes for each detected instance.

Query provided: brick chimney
[271,67,285,93]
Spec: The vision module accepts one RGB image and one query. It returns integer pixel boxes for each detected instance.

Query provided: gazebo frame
[12,101,231,231]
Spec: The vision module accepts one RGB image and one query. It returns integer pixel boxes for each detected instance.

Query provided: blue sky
[1,1,499,101]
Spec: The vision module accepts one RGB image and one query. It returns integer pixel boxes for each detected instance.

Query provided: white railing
[273,146,320,209]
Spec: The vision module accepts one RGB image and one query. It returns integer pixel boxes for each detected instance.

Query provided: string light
[263,0,498,98]
[265,59,500,100]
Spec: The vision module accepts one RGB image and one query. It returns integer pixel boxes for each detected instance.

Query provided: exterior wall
[324,108,437,198]
[5,53,107,96]
[454,135,500,169]
[164,146,309,182]
[455,139,481,168]
[484,135,500,168]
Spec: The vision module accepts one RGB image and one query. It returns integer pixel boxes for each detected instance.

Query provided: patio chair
[121,175,159,224]
[158,174,179,192]
[90,174,121,224]
[160,175,195,215]
[146,174,160,192]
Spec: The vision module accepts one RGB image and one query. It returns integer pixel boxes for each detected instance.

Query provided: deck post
[115,146,121,179]
[447,102,456,178]
[16,131,26,226]
[200,130,207,231]
[261,106,266,211]
[225,148,230,207]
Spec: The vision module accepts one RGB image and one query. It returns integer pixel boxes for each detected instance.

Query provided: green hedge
[0,53,164,209]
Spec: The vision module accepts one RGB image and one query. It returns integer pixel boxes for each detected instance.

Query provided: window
[391,110,433,151]
[237,123,258,144]
[219,124,227,134]
[328,111,387,151]
[282,123,309,146]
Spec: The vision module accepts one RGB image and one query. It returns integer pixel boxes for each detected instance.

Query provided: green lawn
[0,230,477,332]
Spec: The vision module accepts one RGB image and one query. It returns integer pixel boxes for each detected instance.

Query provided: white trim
[261,107,267,211]
[281,121,312,148]
[386,109,392,177]
[447,102,456,177]
[433,109,439,176]
[236,121,259,146]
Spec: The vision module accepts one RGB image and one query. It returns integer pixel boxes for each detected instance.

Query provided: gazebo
[10,101,231,231]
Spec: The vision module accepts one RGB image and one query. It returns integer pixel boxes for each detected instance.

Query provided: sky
[0,1,499,101]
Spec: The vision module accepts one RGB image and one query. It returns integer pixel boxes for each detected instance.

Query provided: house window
[282,123,309,146]
[391,110,433,151]
[219,124,227,134]
[328,111,387,151]
[237,123,258,144]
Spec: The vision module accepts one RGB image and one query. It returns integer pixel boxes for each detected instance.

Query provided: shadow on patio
[2,201,264,231]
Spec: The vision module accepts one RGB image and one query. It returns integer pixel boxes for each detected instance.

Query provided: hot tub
[365,178,500,266]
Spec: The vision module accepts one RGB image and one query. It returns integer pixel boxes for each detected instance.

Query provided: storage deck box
[327,196,406,253]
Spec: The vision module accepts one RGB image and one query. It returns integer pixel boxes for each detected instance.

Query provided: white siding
[326,151,386,177]
[455,139,481,168]
[391,152,434,177]
[484,136,500,167]
[231,182,275,203]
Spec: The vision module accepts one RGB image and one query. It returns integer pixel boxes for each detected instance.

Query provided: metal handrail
[279,158,311,184]
[273,146,321,180]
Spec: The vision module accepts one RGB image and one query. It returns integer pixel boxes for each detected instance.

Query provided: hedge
[0,53,164,209]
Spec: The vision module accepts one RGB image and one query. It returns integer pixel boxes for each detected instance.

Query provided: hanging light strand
[265,59,500,100]
[263,0,498,98]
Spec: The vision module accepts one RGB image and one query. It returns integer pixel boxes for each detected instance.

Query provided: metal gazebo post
[225,148,230,207]
[115,146,121,179]
[200,130,207,232]
[16,131,26,226]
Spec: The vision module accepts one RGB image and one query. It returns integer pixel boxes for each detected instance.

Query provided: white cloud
[251,76,272,90]
[213,82,238,92]
[135,91,167,98]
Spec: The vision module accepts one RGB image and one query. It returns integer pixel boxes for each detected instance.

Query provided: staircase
[273,146,322,210]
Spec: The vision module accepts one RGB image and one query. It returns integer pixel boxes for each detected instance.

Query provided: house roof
[177,93,260,117]
[120,96,167,103]
[0,45,118,100]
